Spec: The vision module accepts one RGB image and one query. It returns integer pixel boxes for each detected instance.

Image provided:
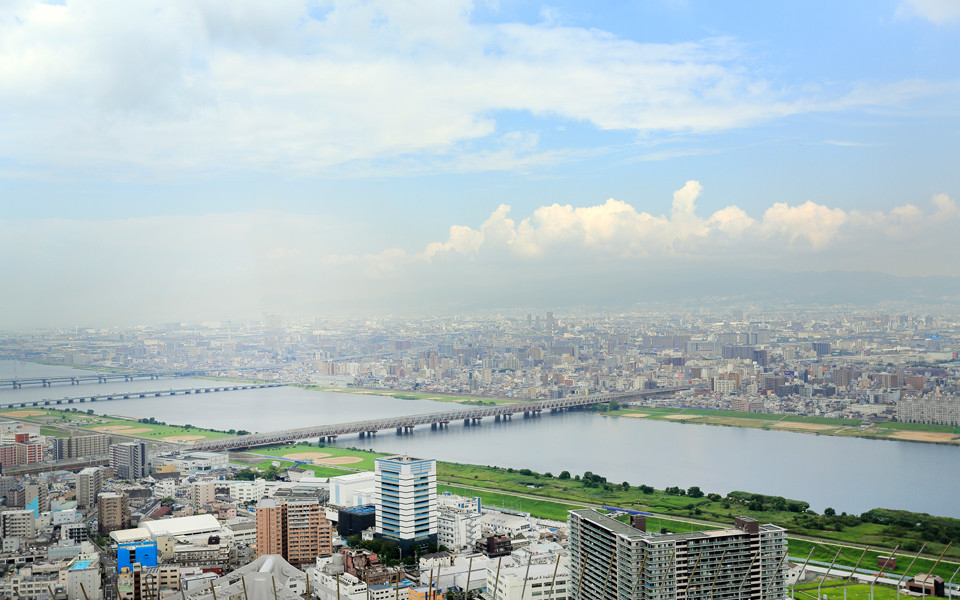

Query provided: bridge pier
[396,427,403,435]
[42,380,50,387]
[71,378,79,385]
[431,423,437,430]
[463,418,471,426]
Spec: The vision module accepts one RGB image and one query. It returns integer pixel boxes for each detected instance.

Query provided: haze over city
[1,0,959,327]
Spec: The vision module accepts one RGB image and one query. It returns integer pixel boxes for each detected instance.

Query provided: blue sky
[1,0,958,326]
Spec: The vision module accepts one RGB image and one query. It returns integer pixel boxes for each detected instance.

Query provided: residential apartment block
[255,498,333,566]
[568,510,787,600]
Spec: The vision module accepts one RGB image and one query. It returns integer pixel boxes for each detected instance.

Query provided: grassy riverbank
[297,385,522,406]
[607,407,960,445]
[0,408,233,442]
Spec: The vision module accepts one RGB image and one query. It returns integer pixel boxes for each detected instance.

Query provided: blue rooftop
[71,560,93,571]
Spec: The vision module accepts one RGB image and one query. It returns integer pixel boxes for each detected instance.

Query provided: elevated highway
[192,386,694,451]
[0,383,285,409]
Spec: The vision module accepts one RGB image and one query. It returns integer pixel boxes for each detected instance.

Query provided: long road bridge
[1,372,169,389]
[0,383,286,409]
[192,386,695,451]
[0,366,277,389]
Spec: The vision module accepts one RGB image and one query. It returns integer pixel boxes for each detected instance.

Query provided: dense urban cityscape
[0,308,958,600]
[2,0,958,599]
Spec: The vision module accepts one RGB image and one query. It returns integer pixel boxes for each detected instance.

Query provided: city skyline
[1,0,959,327]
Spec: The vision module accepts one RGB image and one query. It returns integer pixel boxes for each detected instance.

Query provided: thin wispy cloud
[0,0,948,179]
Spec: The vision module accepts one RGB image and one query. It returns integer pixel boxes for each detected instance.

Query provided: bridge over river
[0,366,276,389]
[191,386,694,451]
[0,383,286,409]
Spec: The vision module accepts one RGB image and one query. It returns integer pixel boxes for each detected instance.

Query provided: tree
[824,507,836,517]
[558,471,571,480]
[622,481,631,491]
[687,486,704,498]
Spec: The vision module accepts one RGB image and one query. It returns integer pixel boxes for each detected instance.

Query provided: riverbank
[297,385,518,406]
[306,384,960,446]
[244,440,960,566]
[605,406,960,445]
[0,407,236,442]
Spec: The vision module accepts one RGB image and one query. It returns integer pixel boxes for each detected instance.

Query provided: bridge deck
[0,383,285,409]
[192,386,693,451]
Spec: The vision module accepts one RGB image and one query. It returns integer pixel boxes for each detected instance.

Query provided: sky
[1,0,959,327]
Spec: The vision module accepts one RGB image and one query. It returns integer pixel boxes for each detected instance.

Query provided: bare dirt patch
[94,425,153,433]
[316,456,363,465]
[662,414,701,420]
[888,431,959,443]
[620,413,650,418]
[164,435,206,442]
[771,422,834,431]
[283,452,333,461]
[2,410,48,417]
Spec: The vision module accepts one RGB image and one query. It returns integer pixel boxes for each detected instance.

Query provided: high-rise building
[374,455,437,548]
[54,434,111,460]
[98,491,131,535]
[568,510,786,600]
[111,442,147,480]
[76,467,103,510]
[255,498,333,566]
[190,481,216,512]
[0,509,36,539]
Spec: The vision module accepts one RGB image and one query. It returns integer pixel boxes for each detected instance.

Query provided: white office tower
[374,455,437,547]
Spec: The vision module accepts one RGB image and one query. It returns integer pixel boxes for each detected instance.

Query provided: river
[2,360,957,518]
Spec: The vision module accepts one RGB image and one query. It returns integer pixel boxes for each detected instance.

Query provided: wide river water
[2,360,958,518]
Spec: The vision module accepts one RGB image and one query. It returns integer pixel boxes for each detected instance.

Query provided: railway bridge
[191,386,694,451]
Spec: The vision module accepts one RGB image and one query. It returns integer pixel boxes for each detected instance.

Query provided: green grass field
[254,443,388,471]
[253,459,348,478]
[0,408,233,441]
[608,407,960,444]
[788,539,960,581]
[438,483,586,521]
[793,582,900,600]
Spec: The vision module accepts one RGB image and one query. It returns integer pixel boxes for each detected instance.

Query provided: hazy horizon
[1,1,958,328]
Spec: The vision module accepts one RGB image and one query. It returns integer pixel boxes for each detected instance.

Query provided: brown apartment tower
[255,498,333,566]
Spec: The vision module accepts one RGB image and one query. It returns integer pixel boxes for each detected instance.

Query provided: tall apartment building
[98,491,131,535]
[255,498,333,566]
[190,481,216,512]
[54,434,110,460]
[897,394,960,426]
[76,467,103,509]
[568,510,786,600]
[0,509,36,539]
[0,434,43,468]
[374,455,437,548]
[111,442,147,480]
